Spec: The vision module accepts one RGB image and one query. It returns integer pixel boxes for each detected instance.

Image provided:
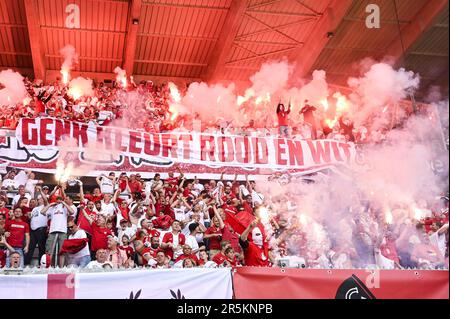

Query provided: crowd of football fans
[0,77,411,144]
[0,166,448,270]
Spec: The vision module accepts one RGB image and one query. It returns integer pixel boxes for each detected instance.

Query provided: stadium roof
[0,0,448,100]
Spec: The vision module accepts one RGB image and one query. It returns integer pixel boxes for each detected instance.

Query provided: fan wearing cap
[239,220,271,267]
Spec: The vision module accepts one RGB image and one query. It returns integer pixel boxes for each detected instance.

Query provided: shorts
[46,232,67,256]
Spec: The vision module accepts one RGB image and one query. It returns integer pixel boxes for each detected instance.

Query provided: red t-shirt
[277,110,290,126]
[90,223,113,252]
[5,220,30,248]
[165,177,180,187]
[242,202,253,215]
[222,204,238,215]
[175,253,199,265]
[162,232,185,260]
[84,194,104,203]
[140,247,159,265]
[205,226,223,250]
[242,241,270,267]
[128,181,142,194]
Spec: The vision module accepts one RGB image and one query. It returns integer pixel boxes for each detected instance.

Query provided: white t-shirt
[1,178,17,189]
[25,179,39,197]
[12,193,32,207]
[68,229,90,259]
[429,226,448,258]
[100,201,116,218]
[86,261,112,269]
[173,207,188,222]
[30,205,48,230]
[14,170,28,187]
[2,179,19,199]
[99,176,114,194]
[186,234,199,255]
[118,225,137,242]
[47,203,71,233]
[193,183,204,193]
[182,220,205,243]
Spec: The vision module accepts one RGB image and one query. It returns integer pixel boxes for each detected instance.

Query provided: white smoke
[60,45,78,71]
[0,69,28,106]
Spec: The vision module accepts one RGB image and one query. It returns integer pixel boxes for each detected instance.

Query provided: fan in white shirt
[41,200,75,234]
[96,173,116,194]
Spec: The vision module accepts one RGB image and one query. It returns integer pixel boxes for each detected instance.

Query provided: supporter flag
[224,210,266,241]
[59,238,89,254]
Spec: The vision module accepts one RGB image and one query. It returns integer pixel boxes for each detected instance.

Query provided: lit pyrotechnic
[237,89,255,106]
[67,77,94,101]
[333,92,349,113]
[320,99,329,111]
[413,206,424,220]
[55,162,74,183]
[385,210,393,224]
[168,82,182,121]
[168,82,182,103]
[257,206,270,224]
[60,69,69,85]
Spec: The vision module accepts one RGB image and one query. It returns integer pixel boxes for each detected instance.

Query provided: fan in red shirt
[128,175,143,194]
[84,187,104,203]
[77,202,97,235]
[119,235,134,259]
[204,214,225,258]
[165,168,184,187]
[223,247,241,267]
[212,240,232,265]
[239,220,271,267]
[82,210,112,253]
[134,238,160,266]
[175,245,200,265]
[161,220,185,261]
[5,207,30,252]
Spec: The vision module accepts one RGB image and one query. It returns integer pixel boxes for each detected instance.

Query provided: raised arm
[61,200,75,215]
[240,220,258,242]
[81,207,94,225]
[212,206,225,229]
[180,196,192,211]
[176,166,184,179]
[112,188,120,204]
[40,202,55,215]
[96,175,103,187]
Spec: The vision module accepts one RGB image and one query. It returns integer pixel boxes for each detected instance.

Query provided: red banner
[0,118,356,178]
[233,268,449,299]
